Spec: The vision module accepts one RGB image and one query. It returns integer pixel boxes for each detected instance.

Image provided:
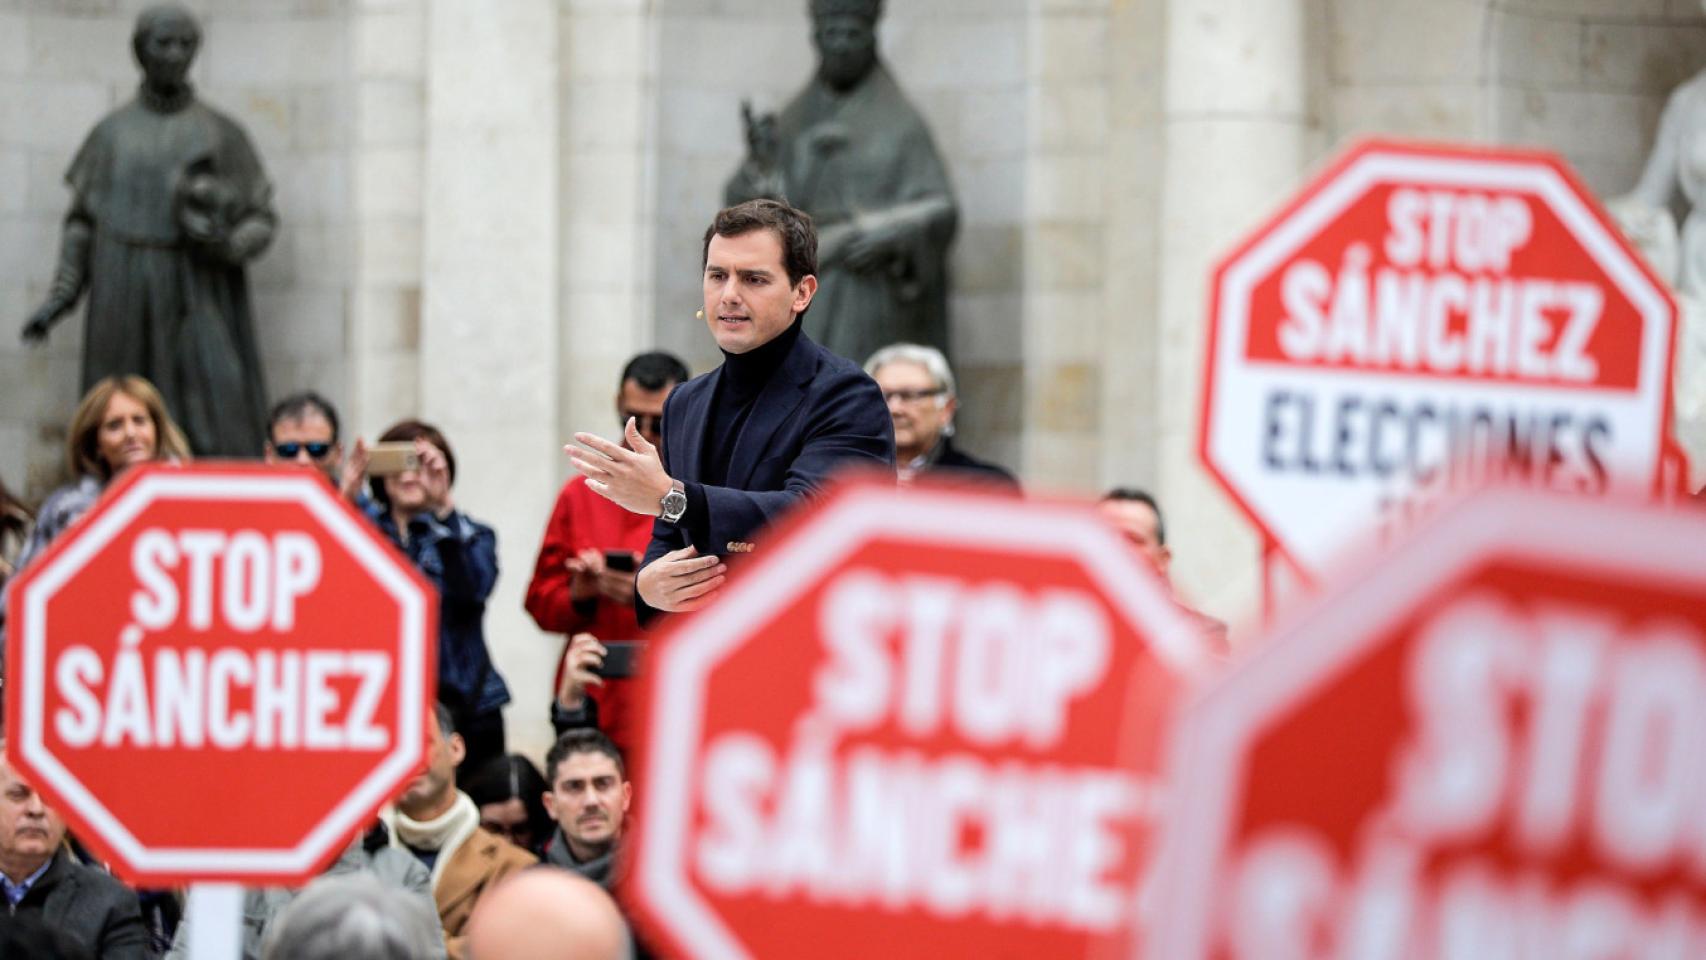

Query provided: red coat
[524,476,652,753]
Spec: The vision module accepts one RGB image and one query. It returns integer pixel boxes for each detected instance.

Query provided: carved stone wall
[0,0,355,498]
[647,0,1030,474]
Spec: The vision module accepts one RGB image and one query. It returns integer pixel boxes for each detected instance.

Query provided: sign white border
[634,484,1212,960]
[1145,489,1706,959]
[1203,145,1677,578]
[14,469,428,877]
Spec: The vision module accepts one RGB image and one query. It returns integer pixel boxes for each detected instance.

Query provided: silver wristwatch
[660,479,687,523]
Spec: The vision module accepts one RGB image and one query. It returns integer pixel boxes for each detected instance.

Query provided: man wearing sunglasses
[526,351,690,756]
[265,390,365,503]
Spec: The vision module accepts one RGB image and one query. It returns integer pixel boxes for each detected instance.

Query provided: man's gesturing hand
[637,545,725,613]
[569,418,673,516]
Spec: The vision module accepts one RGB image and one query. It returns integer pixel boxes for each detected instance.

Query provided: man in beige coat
[392,704,535,959]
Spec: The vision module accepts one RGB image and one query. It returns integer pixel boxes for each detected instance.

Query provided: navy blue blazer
[637,328,894,622]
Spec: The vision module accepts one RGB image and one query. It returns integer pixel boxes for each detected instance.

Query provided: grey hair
[863,342,956,398]
[261,874,440,960]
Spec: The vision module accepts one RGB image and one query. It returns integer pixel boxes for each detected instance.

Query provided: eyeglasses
[622,413,664,435]
[272,442,334,459]
[882,388,945,405]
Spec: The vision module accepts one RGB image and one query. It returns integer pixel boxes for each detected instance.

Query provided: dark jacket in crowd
[924,438,1020,491]
[0,849,152,959]
[365,505,510,722]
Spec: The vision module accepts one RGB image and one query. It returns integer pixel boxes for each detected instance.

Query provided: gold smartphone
[366,442,421,476]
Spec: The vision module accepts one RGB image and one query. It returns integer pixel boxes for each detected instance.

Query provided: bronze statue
[21,4,276,457]
[724,0,958,365]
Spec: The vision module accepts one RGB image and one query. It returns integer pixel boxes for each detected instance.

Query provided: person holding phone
[526,351,691,754]
[366,418,510,782]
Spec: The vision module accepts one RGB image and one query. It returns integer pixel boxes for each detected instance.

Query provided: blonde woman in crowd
[0,375,191,642]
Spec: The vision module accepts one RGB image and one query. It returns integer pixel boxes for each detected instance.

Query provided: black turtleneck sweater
[682,319,802,547]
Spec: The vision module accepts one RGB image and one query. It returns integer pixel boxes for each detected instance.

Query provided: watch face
[663,490,687,520]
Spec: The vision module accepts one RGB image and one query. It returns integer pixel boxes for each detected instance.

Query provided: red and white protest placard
[1148,488,1706,959]
[1201,140,1681,584]
[5,463,436,888]
[626,480,1212,959]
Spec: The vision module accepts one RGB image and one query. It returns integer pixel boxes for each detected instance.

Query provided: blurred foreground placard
[625,479,1214,960]
[1150,488,1706,959]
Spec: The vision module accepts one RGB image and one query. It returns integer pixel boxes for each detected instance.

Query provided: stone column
[420,0,561,757]
[1019,3,1115,489]
[1096,0,1167,489]
[558,0,657,461]
[350,0,428,434]
[1154,0,1310,630]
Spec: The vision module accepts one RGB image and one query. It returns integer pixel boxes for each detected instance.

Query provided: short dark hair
[620,352,690,392]
[433,702,456,739]
[545,729,625,785]
[1102,487,1166,545]
[368,419,455,507]
[269,391,341,444]
[464,753,552,845]
[701,199,818,288]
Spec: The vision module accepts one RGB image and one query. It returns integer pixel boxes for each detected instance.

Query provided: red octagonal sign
[627,481,1212,959]
[1150,488,1706,958]
[1201,140,1678,581]
[5,463,436,887]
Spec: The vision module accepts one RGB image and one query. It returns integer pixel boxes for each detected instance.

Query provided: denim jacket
[364,502,510,718]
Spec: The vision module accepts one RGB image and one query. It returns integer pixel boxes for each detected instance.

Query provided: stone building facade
[3,0,1702,753]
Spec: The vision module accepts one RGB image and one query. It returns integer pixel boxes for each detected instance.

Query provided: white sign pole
[187,882,244,959]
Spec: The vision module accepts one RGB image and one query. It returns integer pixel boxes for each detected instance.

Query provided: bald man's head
[466,870,631,960]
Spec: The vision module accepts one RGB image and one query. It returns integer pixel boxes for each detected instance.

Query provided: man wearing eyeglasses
[527,351,690,755]
[865,343,1019,490]
[265,390,366,503]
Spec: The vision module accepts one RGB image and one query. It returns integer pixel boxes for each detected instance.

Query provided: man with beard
[539,730,630,889]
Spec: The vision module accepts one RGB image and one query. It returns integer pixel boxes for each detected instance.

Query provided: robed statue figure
[725,0,958,365]
[21,4,276,457]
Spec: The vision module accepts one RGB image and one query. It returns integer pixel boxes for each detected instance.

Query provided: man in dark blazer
[568,199,895,620]
[0,745,151,959]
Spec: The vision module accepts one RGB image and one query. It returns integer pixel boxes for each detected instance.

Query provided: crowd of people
[0,198,1215,959]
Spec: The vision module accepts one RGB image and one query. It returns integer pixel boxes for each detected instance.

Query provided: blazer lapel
[727,333,815,490]
[669,368,716,485]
